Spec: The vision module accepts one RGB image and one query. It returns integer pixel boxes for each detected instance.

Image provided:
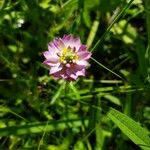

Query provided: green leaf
[50,81,65,105]
[39,0,51,9]
[108,108,150,150]
[111,19,138,44]
[103,94,121,106]
[0,0,4,9]
[0,119,88,136]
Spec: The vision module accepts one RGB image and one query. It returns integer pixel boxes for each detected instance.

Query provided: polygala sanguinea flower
[43,34,91,80]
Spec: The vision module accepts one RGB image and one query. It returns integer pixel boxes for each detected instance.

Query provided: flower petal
[62,34,81,50]
[65,64,85,80]
[76,69,86,76]
[76,60,89,66]
[43,51,54,59]
[53,38,65,51]
[78,45,87,52]
[77,51,91,60]
[43,57,60,66]
[52,69,65,79]
[48,43,59,55]
[70,74,78,80]
[50,65,63,74]
[66,67,76,76]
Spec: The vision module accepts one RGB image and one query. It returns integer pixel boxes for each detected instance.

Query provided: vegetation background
[0,0,150,149]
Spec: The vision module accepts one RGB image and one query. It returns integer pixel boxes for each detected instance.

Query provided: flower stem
[64,81,69,120]
[91,57,123,79]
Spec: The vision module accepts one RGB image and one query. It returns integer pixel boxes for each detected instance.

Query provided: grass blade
[108,108,150,150]
[91,57,122,79]
[91,0,134,52]
[0,119,88,136]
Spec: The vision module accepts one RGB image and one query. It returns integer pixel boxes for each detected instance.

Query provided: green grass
[0,0,150,149]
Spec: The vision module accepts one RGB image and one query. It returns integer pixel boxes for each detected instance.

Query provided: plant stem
[95,96,104,150]
[91,57,122,79]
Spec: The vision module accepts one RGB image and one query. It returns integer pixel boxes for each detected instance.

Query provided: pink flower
[43,34,91,80]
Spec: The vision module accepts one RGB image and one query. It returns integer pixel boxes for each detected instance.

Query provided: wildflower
[43,34,91,80]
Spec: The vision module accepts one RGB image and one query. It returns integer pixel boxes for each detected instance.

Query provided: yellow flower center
[59,47,78,64]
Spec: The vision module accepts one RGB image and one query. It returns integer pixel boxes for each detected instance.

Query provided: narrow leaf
[0,119,88,136]
[108,108,150,150]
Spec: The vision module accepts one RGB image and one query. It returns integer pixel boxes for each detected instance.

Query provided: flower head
[43,34,91,80]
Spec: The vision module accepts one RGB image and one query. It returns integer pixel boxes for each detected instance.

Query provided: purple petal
[76,69,85,76]
[74,64,85,71]
[66,67,76,76]
[76,60,89,66]
[62,34,72,41]
[65,64,85,80]
[78,45,87,52]
[43,51,54,59]
[53,38,65,51]
[70,74,78,80]
[74,37,81,48]
[43,57,60,66]
[66,67,77,80]
[48,43,59,55]
[77,51,91,60]
[52,69,65,79]
[51,64,86,80]
[50,65,63,74]
[62,34,81,50]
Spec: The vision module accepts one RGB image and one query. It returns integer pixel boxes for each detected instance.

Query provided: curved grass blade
[108,108,150,150]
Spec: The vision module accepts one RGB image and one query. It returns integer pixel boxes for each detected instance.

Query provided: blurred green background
[0,0,150,149]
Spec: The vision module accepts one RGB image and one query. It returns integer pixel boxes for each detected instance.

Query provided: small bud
[66,63,70,67]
